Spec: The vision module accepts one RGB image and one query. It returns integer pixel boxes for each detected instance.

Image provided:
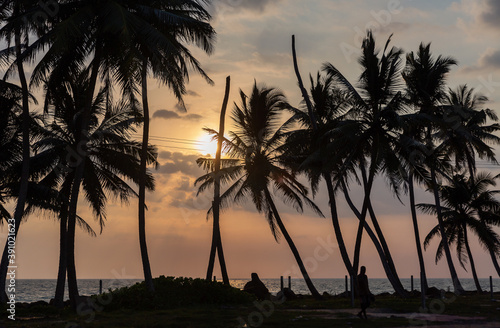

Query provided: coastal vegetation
[0,1,500,326]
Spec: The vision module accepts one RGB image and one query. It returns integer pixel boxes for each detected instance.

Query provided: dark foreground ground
[2,292,500,328]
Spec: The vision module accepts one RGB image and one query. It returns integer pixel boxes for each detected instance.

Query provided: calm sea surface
[12,278,500,303]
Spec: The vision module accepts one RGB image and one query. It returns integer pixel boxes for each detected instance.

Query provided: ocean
[12,277,500,303]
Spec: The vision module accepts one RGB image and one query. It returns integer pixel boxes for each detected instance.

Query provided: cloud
[152,109,204,121]
[184,114,203,121]
[186,90,201,97]
[157,151,204,177]
[175,103,186,112]
[462,48,500,72]
[452,0,500,32]
[478,0,500,29]
[479,48,500,68]
[152,110,181,119]
[215,0,282,14]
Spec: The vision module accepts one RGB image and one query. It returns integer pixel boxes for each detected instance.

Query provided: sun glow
[197,133,219,157]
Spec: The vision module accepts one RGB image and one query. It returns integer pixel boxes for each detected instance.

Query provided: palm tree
[196,82,324,299]
[21,0,215,294]
[419,173,500,292]
[132,1,214,292]
[202,76,231,284]
[0,1,39,302]
[283,71,355,281]
[323,31,407,296]
[442,85,500,178]
[402,43,465,294]
[0,81,24,222]
[31,70,157,307]
[442,85,500,277]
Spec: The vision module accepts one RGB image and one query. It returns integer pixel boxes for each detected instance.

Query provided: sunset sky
[4,0,500,282]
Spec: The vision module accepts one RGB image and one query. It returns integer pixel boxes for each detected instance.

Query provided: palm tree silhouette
[442,84,500,277]
[32,71,156,306]
[283,71,355,281]
[198,77,231,285]
[402,43,465,294]
[420,173,500,292]
[20,0,215,296]
[0,1,38,303]
[120,0,215,293]
[0,81,24,222]
[197,82,324,299]
[323,31,407,296]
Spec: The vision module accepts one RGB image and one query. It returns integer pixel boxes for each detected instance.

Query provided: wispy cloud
[186,90,201,97]
[462,48,500,73]
[214,0,283,15]
[153,109,203,121]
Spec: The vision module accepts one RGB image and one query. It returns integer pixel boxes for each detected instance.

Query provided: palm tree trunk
[408,171,429,291]
[291,35,317,131]
[205,76,229,282]
[366,198,406,292]
[206,233,217,281]
[66,202,79,308]
[324,174,353,276]
[352,164,375,282]
[139,59,155,293]
[357,164,406,293]
[489,249,500,277]
[342,181,409,297]
[430,167,465,294]
[54,199,69,307]
[0,19,31,304]
[264,189,322,299]
[214,77,231,285]
[462,223,482,293]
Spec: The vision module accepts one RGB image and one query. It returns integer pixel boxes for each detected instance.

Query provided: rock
[276,288,297,301]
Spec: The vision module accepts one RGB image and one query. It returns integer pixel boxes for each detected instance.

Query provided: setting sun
[196,133,219,157]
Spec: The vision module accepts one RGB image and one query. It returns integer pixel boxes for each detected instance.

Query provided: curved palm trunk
[367,199,405,291]
[408,171,429,291]
[207,77,231,285]
[0,20,30,304]
[292,35,352,279]
[265,189,322,299]
[462,223,482,292]
[342,181,408,297]
[489,249,500,277]
[430,167,465,294]
[324,174,353,276]
[139,59,155,293]
[292,35,317,131]
[357,165,406,293]
[352,164,375,282]
[360,167,401,282]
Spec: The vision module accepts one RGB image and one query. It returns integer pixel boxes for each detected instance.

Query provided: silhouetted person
[243,273,270,300]
[357,266,371,319]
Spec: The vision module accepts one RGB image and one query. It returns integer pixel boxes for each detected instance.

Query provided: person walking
[357,266,372,319]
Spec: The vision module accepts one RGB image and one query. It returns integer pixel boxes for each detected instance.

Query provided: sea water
[11,278,500,303]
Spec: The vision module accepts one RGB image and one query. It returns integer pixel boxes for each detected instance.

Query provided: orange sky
[2,0,500,282]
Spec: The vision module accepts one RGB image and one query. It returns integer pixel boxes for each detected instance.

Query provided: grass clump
[100,275,254,311]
